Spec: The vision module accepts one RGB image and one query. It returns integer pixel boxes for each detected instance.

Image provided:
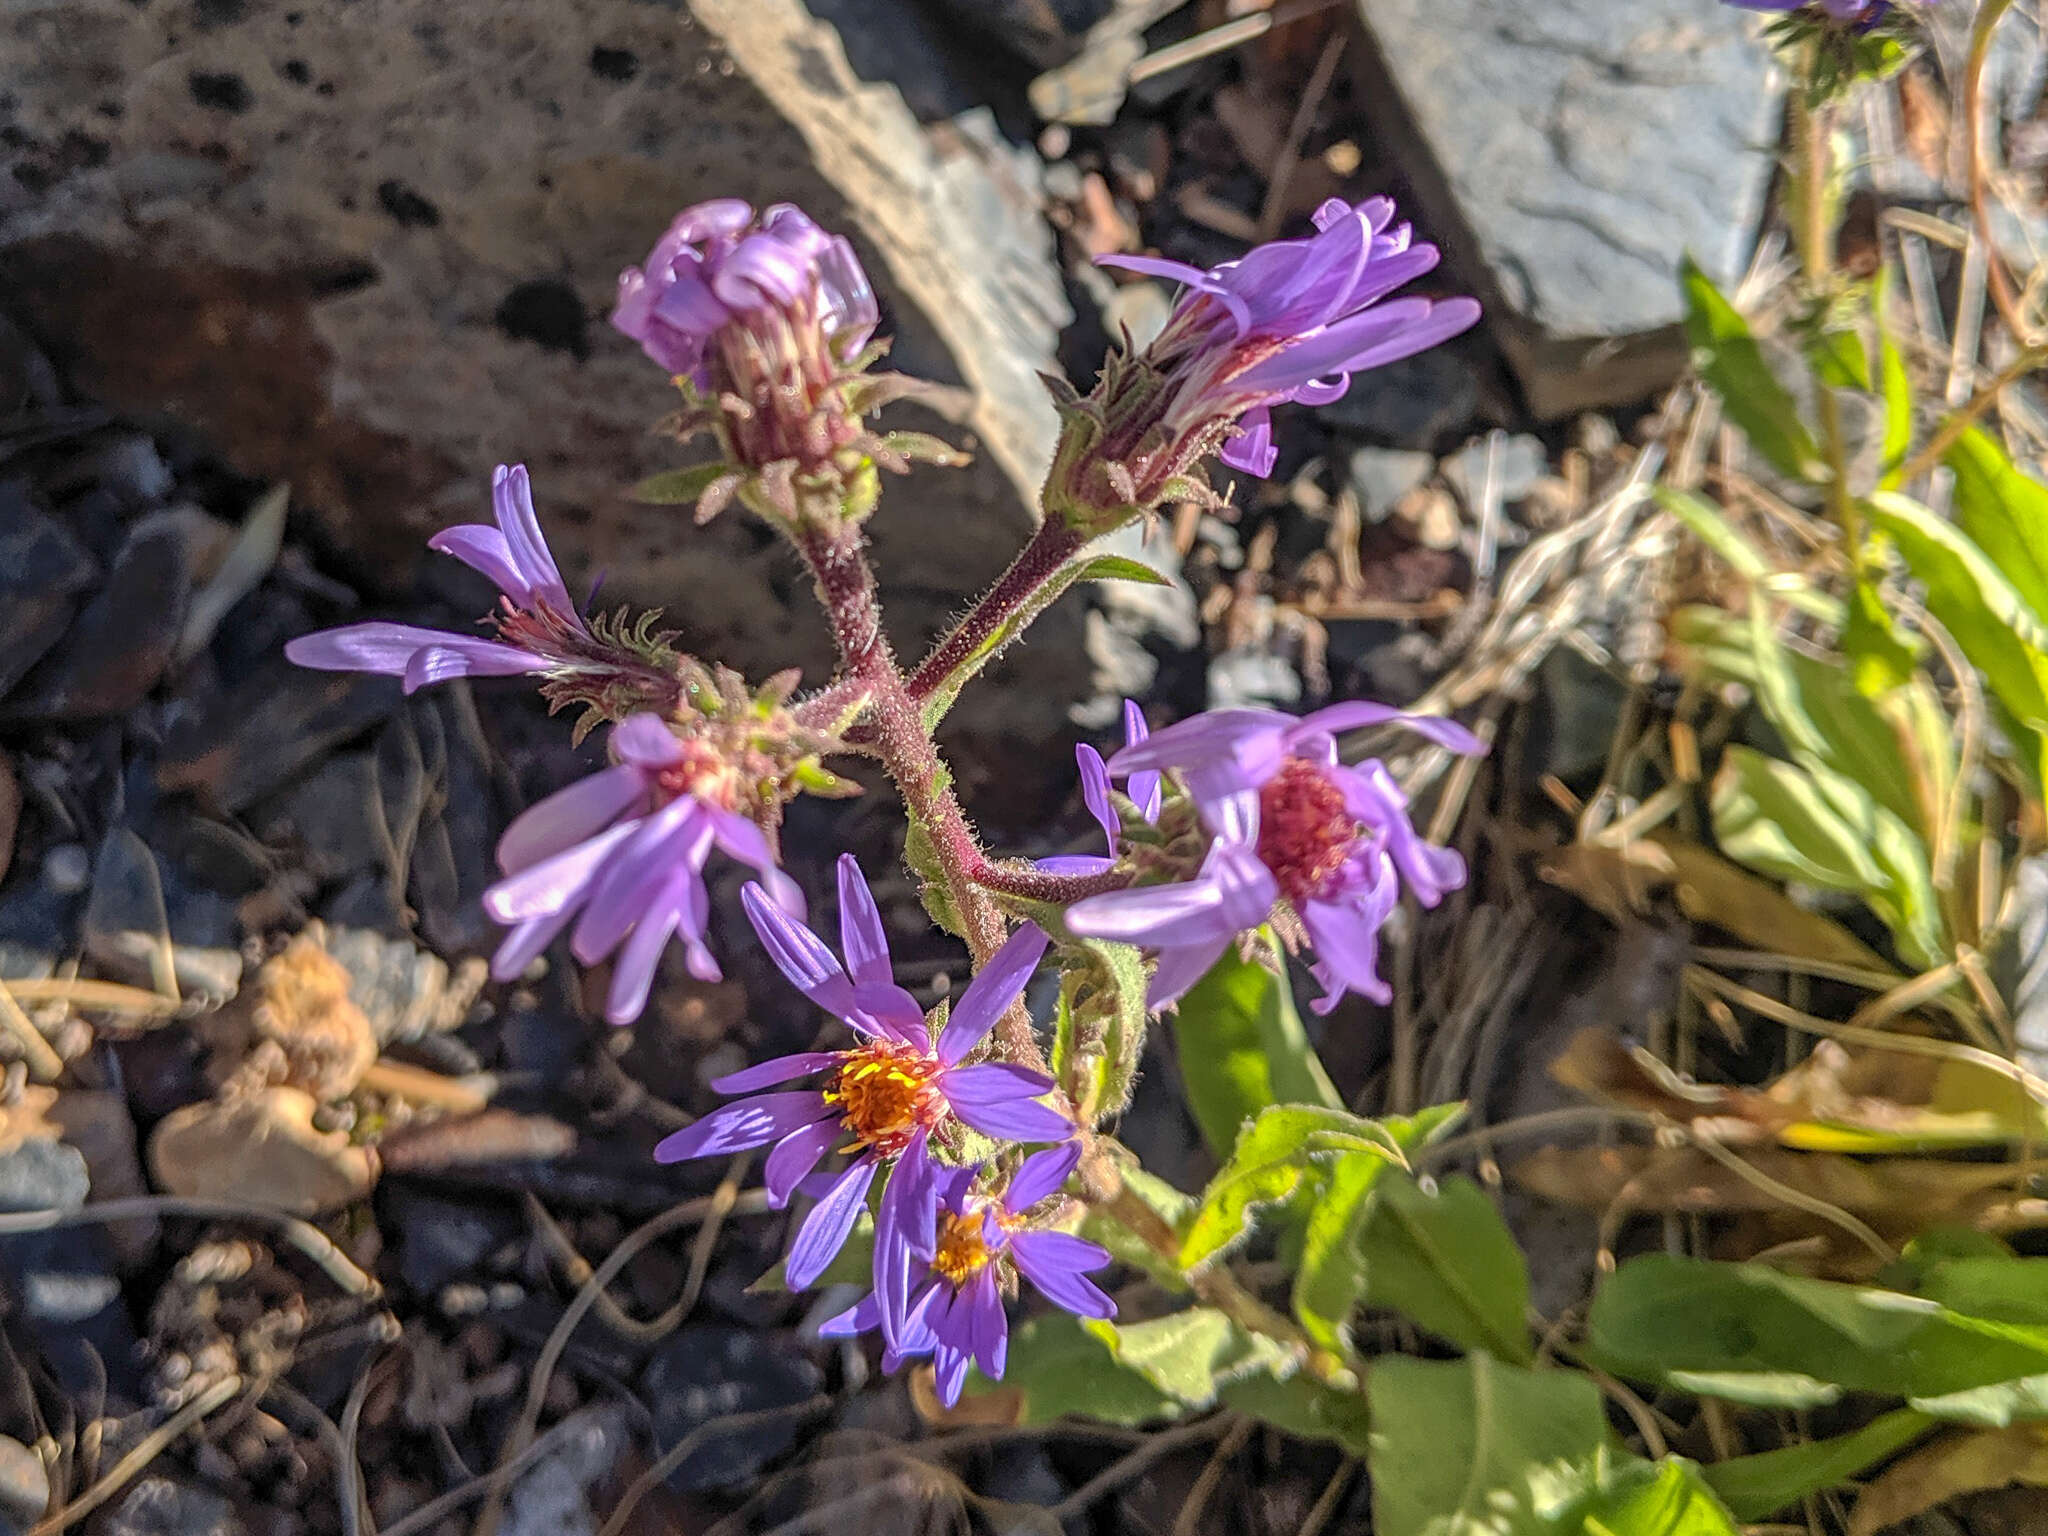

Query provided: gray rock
[1318,346,1480,448]
[1207,647,1301,711]
[158,665,399,813]
[97,1478,245,1536]
[391,1190,518,1294]
[1443,433,1548,507]
[0,1436,46,1527]
[1352,0,1781,415]
[1347,447,1437,522]
[0,495,97,701]
[0,1137,87,1214]
[642,1325,822,1490]
[1,0,1086,742]
[500,1406,629,1536]
[1074,524,1198,728]
[5,520,188,721]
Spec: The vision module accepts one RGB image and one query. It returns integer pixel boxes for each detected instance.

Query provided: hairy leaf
[963,1311,1182,1425]
[1086,1308,1292,1409]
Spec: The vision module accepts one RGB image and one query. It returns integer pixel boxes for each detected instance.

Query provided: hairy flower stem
[904,520,1087,720]
[797,524,1049,1075]
[1081,1142,1352,1390]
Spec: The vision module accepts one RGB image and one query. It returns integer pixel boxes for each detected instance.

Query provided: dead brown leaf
[1850,1425,2048,1536]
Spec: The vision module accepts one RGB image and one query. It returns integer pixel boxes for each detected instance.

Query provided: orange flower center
[1255,757,1360,907]
[822,1041,944,1158]
[930,1207,997,1285]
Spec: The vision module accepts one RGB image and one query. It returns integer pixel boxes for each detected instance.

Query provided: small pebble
[42,844,90,895]
[0,1434,48,1525]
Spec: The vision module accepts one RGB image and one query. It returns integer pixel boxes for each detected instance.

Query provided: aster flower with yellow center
[822,1142,1116,1407]
[653,855,1073,1291]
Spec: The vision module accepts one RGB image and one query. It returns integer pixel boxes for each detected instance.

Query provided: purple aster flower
[481,713,803,1024]
[286,464,586,693]
[1038,700,1164,877]
[1727,0,1904,26]
[1066,701,1484,1013]
[1096,197,1481,482]
[611,199,878,386]
[821,1141,1115,1407]
[652,856,1073,1292]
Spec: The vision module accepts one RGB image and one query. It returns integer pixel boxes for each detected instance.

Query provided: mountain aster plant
[285,190,1480,1410]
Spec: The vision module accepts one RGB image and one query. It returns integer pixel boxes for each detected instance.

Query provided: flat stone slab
[0,0,1081,741]
[1353,0,1783,415]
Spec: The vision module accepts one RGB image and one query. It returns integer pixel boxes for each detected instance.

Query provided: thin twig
[1685,1131,1896,1264]
[594,1398,833,1536]
[1297,1458,1359,1536]
[0,1197,377,1297]
[1049,1415,1234,1521]
[1257,29,1347,240]
[472,1190,765,1536]
[1171,1414,1255,1536]
[0,981,63,1081]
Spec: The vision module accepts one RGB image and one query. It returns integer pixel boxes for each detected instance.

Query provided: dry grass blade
[31,1374,244,1535]
[0,1196,378,1297]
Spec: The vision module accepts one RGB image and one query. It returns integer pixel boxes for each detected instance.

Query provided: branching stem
[797,522,1049,1074]
[905,519,1087,714]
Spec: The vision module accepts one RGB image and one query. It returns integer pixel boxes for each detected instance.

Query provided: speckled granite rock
[1353,0,1783,415]
[0,0,1079,738]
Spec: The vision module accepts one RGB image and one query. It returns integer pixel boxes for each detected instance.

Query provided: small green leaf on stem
[1680,255,1826,483]
[632,463,737,504]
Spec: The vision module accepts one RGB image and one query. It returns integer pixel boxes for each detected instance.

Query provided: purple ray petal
[942,1064,1072,1142]
[877,1131,935,1351]
[963,1265,1008,1381]
[610,713,685,768]
[483,820,639,923]
[1301,895,1395,1007]
[712,811,804,916]
[426,524,528,603]
[496,765,647,875]
[764,1118,844,1209]
[1104,709,1287,776]
[1093,252,1212,287]
[932,1339,972,1408]
[818,1292,882,1338]
[1005,1140,1081,1212]
[1009,1231,1118,1320]
[847,981,928,1047]
[1077,742,1119,855]
[711,1051,842,1095]
[1034,854,1114,876]
[1219,407,1277,476]
[570,798,710,964]
[836,854,892,989]
[742,883,859,1019]
[604,866,690,1024]
[1295,702,1483,756]
[652,1092,833,1163]
[489,907,575,983]
[286,623,541,681]
[936,924,1050,1066]
[1146,938,1231,1010]
[491,463,575,616]
[785,1158,878,1290]
[1122,701,1162,822]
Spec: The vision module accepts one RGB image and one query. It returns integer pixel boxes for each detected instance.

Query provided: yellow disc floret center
[930,1206,996,1285]
[823,1041,943,1157]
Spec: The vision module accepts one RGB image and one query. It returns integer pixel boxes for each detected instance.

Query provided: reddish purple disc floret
[652,857,1072,1293]
[285,464,582,691]
[1067,701,1483,1012]
[1101,197,1481,477]
[823,1141,1115,1407]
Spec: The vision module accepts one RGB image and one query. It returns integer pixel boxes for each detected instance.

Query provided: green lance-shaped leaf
[1587,1254,2048,1412]
[1865,490,2048,736]
[1355,1172,1533,1365]
[1945,425,2048,627]
[1072,553,1175,587]
[1873,266,1915,479]
[1703,1410,1935,1521]
[631,462,739,506]
[1171,939,1341,1159]
[1576,1457,1741,1536]
[1709,746,1944,970]
[1653,490,1841,625]
[1680,256,1826,483]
